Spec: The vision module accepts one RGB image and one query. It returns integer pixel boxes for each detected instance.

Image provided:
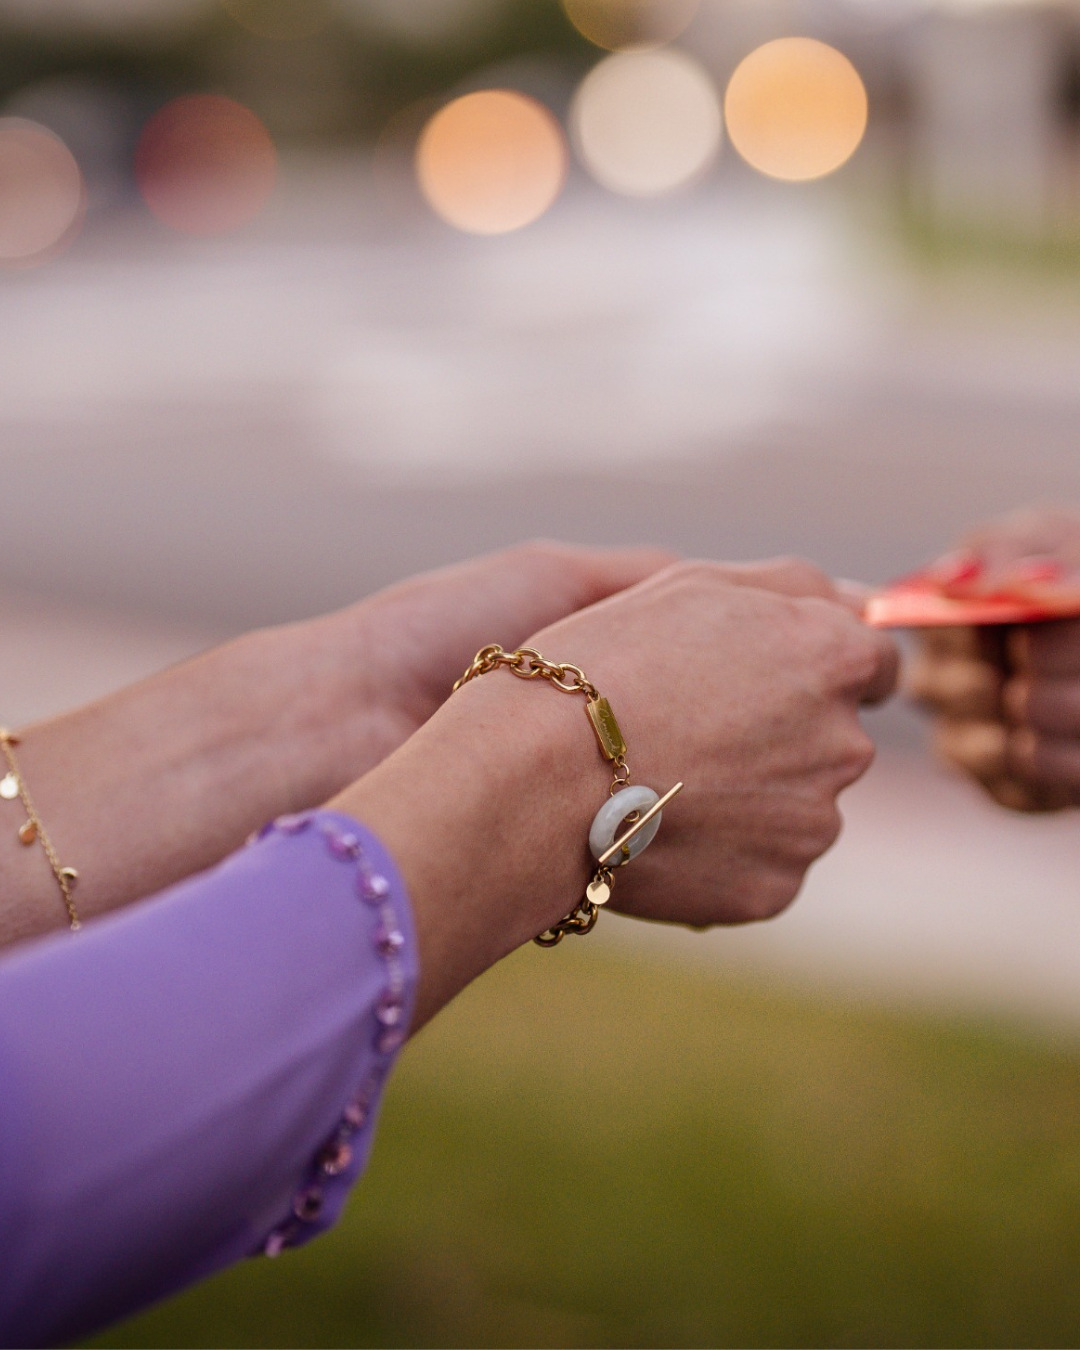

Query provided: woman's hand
[918,507,1080,598]
[1,542,672,944]
[907,508,1080,810]
[336,559,898,1026]
[307,540,677,787]
[526,559,898,928]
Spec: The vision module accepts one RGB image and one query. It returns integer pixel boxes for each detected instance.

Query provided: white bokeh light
[0,118,85,266]
[570,48,722,196]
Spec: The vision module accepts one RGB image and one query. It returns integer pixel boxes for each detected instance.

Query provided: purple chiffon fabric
[0,810,418,1348]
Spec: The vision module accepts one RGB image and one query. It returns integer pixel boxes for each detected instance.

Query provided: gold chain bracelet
[0,729,81,931]
[454,645,681,946]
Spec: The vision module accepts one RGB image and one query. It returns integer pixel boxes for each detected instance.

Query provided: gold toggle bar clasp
[597,781,684,868]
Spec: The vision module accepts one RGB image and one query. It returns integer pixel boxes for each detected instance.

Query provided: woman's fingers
[858,624,902,706]
[1004,674,1080,734]
[906,510,1080,811]
[932,719,1008,783]
[934,507,1080,595]
[712,557,840,601]
[519,541,679,611]
[1006,727,1080,800]
[1008,618,1080,678]
[906,652,1004,719]
[930,712,1080,810]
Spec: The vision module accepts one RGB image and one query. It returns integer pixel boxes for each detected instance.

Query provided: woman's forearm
[0,544,674,949]
[331,674,604,1029]
[0,812,418,1347]
[0,620,386,946]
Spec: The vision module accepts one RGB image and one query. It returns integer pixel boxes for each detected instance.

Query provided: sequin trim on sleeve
[253,811,411,1257]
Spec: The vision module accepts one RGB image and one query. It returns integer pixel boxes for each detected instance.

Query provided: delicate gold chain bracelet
[0,729,81,931]
[454,645,681,946]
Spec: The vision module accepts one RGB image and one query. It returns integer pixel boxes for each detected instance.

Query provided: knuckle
[820,804,845,852]
[673,558,719,585]
[761,556,836,597]
[794,600,873,677]
[655,559,729,600]
[744,869,802,922]
[839,727,876,782]
[796,800,845,861]
[831,623,889,695]
[514,538,572,567]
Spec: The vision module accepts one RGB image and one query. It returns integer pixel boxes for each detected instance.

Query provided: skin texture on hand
[0,542,674,946]
[907,507,1080,811]
[335,559,899,1029]
[335,540,678,773]
[522,560,898,928]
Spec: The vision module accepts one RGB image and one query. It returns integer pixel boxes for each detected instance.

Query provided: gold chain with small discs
[0,729,81,930]
[453,644,631,945]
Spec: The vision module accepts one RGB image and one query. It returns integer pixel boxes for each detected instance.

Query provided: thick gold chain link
[453,644,629,945]
[454,644,599,699]
[454,644,630,794]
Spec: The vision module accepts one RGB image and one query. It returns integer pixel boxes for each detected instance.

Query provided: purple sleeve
[0,810,418,1348]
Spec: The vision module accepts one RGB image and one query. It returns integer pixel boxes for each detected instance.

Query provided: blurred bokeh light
[219,0,332,41]
[346,0,511,47]
[3,79,133,212]
[724,37,868,183]
[415,89,567,234]
[0,0,207,35]
[0,118,85,267]
[570,48,721,196]
[560,0,699,52]
[134,94,277,236]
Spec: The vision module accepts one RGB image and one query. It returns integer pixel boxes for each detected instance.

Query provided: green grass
[83,939,1080,1348]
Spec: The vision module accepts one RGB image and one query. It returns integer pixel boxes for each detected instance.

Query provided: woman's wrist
[330,673,605,1029]
[0,621,380,945]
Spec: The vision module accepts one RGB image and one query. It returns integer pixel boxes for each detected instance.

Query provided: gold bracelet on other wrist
[453,645,681,946]
[0,729,81,931]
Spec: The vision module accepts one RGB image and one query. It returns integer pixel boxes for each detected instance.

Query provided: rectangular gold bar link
[586,697,626,761]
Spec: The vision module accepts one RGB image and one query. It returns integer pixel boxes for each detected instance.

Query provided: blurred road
[3,162,1080,629]
[4,159,1080,1025]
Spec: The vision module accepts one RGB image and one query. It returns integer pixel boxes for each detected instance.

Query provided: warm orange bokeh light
[135,94,277,236]
[415,90,567,235]
[561,0,699,51]
[724,38,868,183]
[0,118,85,266]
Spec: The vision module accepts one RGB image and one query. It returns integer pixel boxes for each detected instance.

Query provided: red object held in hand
[864,566,1080,629]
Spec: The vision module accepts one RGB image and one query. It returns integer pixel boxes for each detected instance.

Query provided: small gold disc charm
[0,773,18,801]
[586,875,611,907]
[18,819,36,846]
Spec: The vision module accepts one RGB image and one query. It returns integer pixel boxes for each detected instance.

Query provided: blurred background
[4,0,1080,1344]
